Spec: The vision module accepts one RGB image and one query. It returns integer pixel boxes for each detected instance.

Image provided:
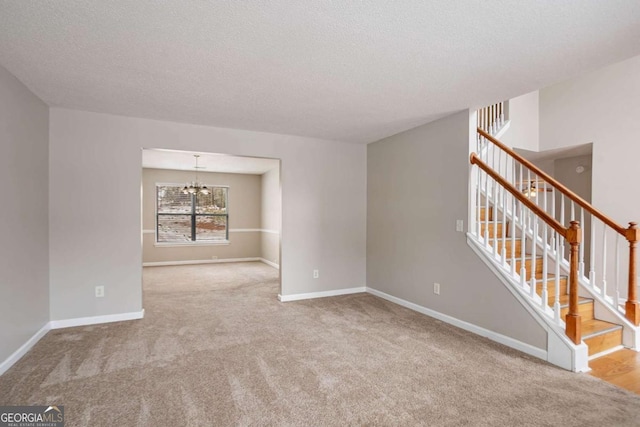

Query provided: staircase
[480,206,624,359]
[468,103,639,371]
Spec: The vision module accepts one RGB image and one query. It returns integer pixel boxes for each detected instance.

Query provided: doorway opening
[140,148,281,298]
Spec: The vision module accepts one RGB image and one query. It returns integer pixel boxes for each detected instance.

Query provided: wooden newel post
[625,222,640,325]
[566,221,582,344]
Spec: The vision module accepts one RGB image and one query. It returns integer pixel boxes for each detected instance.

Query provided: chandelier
[522,180,537,198]
[182,155,210,195]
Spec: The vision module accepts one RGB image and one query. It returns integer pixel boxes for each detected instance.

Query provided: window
[156,185,228,243]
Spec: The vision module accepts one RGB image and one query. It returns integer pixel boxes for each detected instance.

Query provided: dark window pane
[157,186,192,214]
[196,215,227,241]
[158,215,192,242]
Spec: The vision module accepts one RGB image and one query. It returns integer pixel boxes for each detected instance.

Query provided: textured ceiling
[142,149,279,175]
[1,1,640,143]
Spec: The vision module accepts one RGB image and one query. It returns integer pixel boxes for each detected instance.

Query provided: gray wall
[49,108,366,321]
[367,110,547,349]
[142,168,262,263]
[554,154,593,275]
[260,167,281,266]
[0,65,49,363]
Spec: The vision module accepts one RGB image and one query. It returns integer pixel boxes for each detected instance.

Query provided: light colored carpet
[1,262,639,426]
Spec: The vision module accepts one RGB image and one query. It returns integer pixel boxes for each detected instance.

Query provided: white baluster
[501,181,507,266]
[511,196,517,274]
[579,208,585,277]
[493,172,499,255]
[484,168,490,248]
[589,219,596,284]
[550,187,556,251]
[518,162,524,224]
[520,207,527,287]
[470,164,477,238]
[491,104,496,134]
[541,179,549,308]
[570,201,575,222]
[497,148,503,209]
[476,166,482,237]
[554,231,562,323]
[530,216,538,298]
[615,233,621,309]
[560,197,565,261]
[526,168,532,232]
[541,222,549,309]
[602,227,608,298]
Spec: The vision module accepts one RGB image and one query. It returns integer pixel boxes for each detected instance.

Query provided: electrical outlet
[211,255,218,260]
[456,220,464,232]
[433,282,440,295]
[95,285,105,298]
[313,269,319,279]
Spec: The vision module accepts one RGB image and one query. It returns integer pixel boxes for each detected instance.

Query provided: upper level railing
[477,101,507,135]
[472,127,639,334]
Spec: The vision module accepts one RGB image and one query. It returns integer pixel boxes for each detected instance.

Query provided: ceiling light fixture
[182,155,209,195]
[523,181,537,198]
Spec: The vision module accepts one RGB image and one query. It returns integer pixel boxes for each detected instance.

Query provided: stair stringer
[467,234,590,372]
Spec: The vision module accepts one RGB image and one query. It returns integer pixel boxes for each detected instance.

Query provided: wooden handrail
[477,126,639,326]
[470,153,567,238]
[477,128,627,236]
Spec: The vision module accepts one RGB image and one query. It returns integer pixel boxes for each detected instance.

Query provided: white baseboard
[366,287,547,361]
[259,258,279,269]
[0,310,145,376]
[278,286,366,302]
[0,322,52,376]
[143,257,261,267]
[50,309,145,329]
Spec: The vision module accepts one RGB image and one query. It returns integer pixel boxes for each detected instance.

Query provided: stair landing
[589,349,640,395]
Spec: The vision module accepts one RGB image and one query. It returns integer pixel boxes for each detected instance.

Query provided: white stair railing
[469,149,583,344]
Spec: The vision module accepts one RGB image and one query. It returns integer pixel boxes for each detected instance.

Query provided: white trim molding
[0,309,145,376]
[0,322,51,376]
[229,228,280,234]
[259,258,280,269]
[50,309,145,329]
[153,240,230,247]
[278,286,366,302]
[366,287,548,361]
[143,257,261,267]
[260,229,280,235]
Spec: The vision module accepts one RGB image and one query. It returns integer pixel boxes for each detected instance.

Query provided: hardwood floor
[590,349,640,394]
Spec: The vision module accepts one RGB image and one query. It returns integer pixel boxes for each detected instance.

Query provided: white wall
[0,65,49,363]
[260,167,281,266]
[540,54,640,225]
[367,110,547,349]
[49,108,366,320]
[501,91,539,151]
